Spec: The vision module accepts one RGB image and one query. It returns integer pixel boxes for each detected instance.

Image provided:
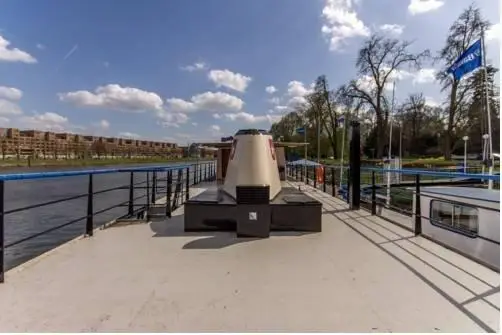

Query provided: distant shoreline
[0,157,210,173]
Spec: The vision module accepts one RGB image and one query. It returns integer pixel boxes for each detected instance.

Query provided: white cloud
[265,85,277,94]
[192,122,198,126]
[118,132,140,139]
[287,80,312,97]
[36,43,45,50]
[0,35,37,63]
[18,112,69,132]
[96,119,110,130]
[0,99,23,116]
[486,23,500,42]
[223,111,280,124]
[408,0,444,15]
[0,117,9,126]
[411,68,436,84]
[59,84,164,112]
[268,96,280,105]
[425,96,441,107]
[156,111,189,128]
[0,86,22,101]
[181,62,207,72]
[213,113,221,119]
[165,91,244,113]
[208,69,252,92]
[379,24,404,36]
[210,125,223,137]
[321,0,370,51]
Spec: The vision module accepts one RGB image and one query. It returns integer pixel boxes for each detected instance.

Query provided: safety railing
[0,161,216,283]
[286,163,500,268]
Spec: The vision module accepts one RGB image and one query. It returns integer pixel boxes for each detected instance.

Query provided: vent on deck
[236,186,270,204]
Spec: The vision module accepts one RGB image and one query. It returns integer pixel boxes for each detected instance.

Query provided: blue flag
[447,39,482,80]
[296,127,305,135]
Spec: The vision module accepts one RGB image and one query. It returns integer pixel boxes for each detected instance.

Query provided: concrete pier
[0,182,498,332]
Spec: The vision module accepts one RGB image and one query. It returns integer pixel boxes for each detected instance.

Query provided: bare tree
[342,34,430,158]
[435,5,490,159]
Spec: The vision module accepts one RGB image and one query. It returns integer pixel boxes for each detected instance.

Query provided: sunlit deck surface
[0,182,499,332]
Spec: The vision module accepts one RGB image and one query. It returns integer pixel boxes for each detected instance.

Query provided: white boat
[413,186,500,271]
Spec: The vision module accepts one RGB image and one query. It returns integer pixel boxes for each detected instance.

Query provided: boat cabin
[413,186,500,271]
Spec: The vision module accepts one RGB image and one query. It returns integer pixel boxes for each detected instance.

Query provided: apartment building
[0,128,185,159]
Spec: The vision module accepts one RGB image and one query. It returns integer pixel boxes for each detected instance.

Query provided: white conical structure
[222,130,282,200]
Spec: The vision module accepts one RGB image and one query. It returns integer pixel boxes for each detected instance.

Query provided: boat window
[430,200,478,237]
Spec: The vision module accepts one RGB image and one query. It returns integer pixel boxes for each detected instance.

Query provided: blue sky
[0,0,499,144]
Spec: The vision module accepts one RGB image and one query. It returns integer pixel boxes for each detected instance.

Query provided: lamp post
[462,136,469,173]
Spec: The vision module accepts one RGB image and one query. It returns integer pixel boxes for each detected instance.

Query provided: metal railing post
[323,166,326,193]
[86,174,93,236]
[146,171,150,215]
[128,172,134,216]
[166,170,172,218]
[151,171,157,204]
[204,163,207,181]
[199,163,202,184]
[194,164,198,185]
[347,168,351,204]
[314,166,317,189]
[414,174,422,236]
[295,165,299,181]
[0,180,4,283]
[371,171,376,215]
[185,167,190,201]
[331,167,335,196]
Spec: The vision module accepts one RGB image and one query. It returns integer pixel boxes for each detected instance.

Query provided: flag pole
[481,28,494,189]
[386,81,396,207]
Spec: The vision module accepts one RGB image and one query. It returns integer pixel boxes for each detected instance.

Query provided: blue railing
[0,161,217,283]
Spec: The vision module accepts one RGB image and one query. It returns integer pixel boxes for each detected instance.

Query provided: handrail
[0,160,217,283]
[0,164,193,181]
[360,167,501,181]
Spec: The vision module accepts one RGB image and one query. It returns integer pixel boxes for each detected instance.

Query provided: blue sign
[447,39,482,81]
[296,127,305,135]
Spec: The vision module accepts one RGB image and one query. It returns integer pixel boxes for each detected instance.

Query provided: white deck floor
[0,182,499,332]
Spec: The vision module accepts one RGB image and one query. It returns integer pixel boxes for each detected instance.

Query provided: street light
[462,135,469,173]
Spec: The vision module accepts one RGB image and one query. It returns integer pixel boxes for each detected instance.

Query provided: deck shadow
[150,214,315,250]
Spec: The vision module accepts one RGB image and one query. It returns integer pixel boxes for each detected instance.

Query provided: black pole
[86,174,94,236]
[323,166,326,193]
[166,170,172,218]
[349,121,361,210]
[414,174,422,235]
[331,167,335,196]
[204,163,207,181]
[371,171,376,215]
[314,166,317,189]
[0,180,4,283]
[146,171,150,214]
[128,172,134,216]
[151,171,157,204]
[185,167,190,201]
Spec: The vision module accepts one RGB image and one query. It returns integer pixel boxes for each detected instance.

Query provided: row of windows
[430,200,479,236]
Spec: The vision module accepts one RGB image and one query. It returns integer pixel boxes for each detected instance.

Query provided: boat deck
[0,182,499,332]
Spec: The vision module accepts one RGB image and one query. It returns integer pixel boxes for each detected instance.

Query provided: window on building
[430,200,478,236]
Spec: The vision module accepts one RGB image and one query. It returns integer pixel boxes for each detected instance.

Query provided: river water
[3,162,204,270]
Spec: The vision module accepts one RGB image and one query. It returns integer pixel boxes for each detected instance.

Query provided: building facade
[0,128,185,159]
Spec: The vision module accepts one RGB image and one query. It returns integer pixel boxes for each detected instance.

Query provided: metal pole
[481,29,494,189]
[339,115,346,190]
[304,122,307,180]
[317,112,321,163]
[387,81,396,207]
